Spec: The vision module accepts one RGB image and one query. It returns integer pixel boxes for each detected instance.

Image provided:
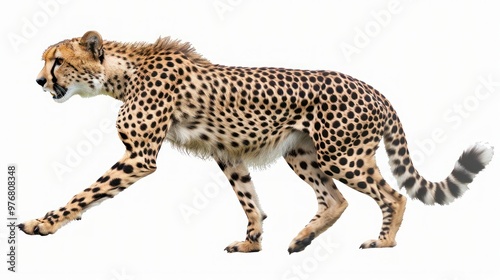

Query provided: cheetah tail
[384,126,494,205]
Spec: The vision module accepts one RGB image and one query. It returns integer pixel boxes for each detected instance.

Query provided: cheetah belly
[166,120,312,166]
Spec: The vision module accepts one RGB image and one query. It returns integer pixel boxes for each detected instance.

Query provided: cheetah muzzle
[52,83,67,100]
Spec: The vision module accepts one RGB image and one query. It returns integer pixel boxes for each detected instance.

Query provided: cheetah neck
[99,38,210,102]
[100,49,137,102]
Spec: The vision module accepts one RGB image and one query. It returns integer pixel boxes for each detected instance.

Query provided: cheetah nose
[36,77,47,87]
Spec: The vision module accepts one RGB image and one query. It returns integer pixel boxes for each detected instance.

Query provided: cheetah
[19,31,493,253]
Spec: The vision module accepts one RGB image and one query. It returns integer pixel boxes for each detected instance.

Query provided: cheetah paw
[224,240,261,253]
[18,219,56,236]
[288,232,316,254]
[359,239,396,249]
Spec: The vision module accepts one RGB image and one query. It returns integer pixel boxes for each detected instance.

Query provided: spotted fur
[20,31,494,252]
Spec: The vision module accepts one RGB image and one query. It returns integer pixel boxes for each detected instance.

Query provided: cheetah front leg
[18,151,157,236]
[217,161,267,253]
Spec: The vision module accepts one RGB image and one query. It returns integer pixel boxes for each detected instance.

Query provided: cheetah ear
[80,31,104,63]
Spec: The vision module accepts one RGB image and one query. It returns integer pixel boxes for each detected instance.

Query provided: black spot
[299,161,308,170]
[330,165,340,174]
[77,197,85,202]
[217,162,227,171]
[200,134,209,141]
[241,175,251,183]
[110,178,121,187]
[92,187,100,193]
[114,159,128,170]
[339,158,347,166]
[287,150,298,157]
[231,173,239,181]
[124,142,133,151]
[123,165,134,174]
[92,193,110,200]
[394,165,405,176]
[403,157,410,165]
[408,166,415,174]
[111,162,120,170]
[402,177,416,189]
[357,181,367,189]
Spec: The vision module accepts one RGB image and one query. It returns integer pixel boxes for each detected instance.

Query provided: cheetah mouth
[52,83,67,100]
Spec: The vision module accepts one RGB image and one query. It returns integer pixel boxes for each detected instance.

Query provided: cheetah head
[36,31,106,103]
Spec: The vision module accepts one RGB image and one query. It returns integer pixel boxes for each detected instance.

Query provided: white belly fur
[166,123,312,167]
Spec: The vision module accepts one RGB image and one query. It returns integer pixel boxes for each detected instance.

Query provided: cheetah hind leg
[344,163,407,249]
[358,179,407,249]
[284,147,348,254]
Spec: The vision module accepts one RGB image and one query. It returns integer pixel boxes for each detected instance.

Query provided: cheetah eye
[55,57,64,66]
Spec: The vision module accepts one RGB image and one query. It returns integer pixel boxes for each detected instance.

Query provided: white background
[1,0,499,279]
